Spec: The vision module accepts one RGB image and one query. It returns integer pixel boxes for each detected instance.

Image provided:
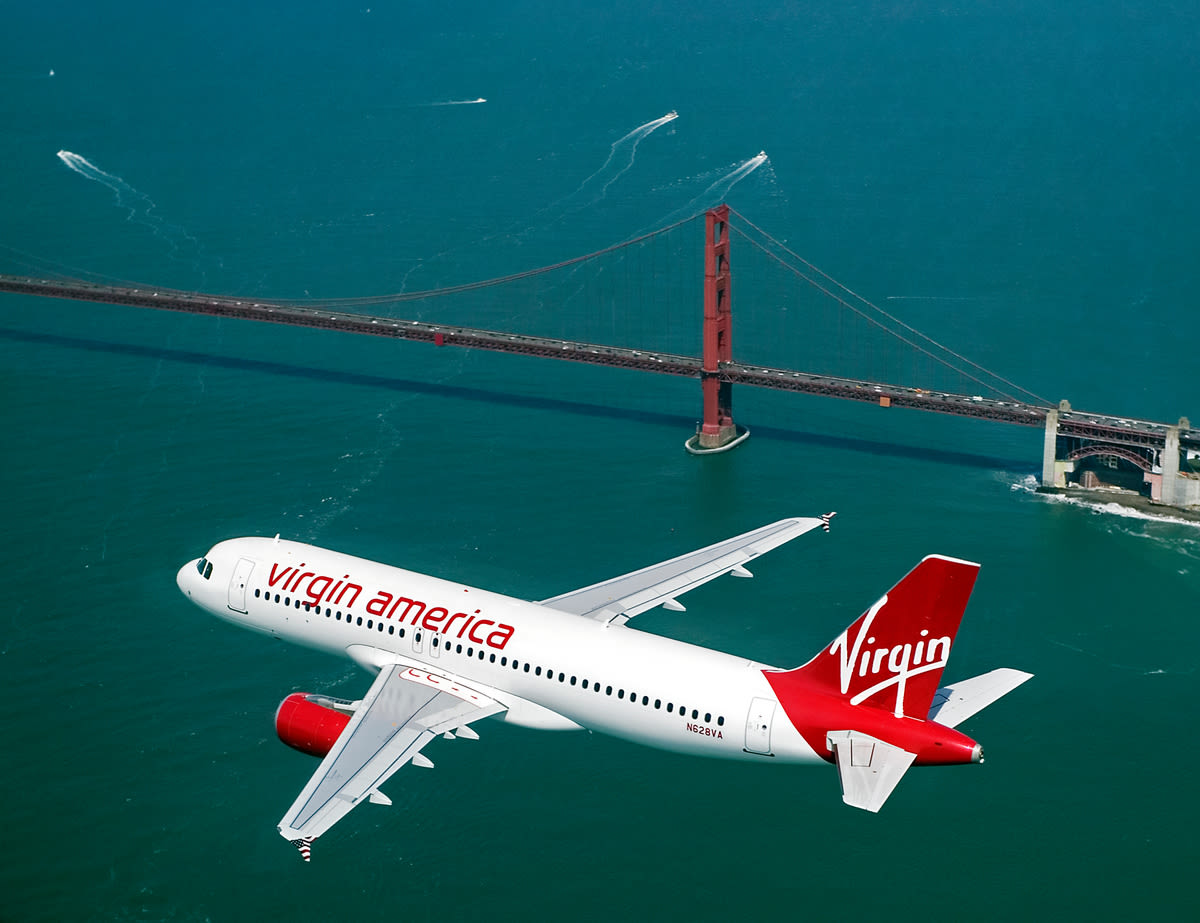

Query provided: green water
[2,2,1198,919]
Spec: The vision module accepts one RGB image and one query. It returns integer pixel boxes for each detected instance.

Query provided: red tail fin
[790,555,979,718]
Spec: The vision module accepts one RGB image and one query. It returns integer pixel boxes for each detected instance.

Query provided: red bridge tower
[688,205,747,453]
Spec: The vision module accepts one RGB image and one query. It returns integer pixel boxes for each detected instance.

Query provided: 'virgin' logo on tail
[828,594,952,717]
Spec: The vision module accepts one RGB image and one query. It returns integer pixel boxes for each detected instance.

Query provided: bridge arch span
[1065,444,1154,472]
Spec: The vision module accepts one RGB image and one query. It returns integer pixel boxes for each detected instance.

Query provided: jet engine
[275,693,354,757]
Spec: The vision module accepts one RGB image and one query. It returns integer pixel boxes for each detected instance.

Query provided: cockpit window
[196,558,213,580]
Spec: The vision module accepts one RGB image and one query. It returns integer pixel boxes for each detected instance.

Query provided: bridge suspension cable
[275,213,703,309]
[727,208,1051,407]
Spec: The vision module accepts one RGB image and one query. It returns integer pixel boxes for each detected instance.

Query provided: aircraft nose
[177,560,198,597]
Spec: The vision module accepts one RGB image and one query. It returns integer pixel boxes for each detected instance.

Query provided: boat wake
[549,111,680,216]
[648,151,772,230]
[56,150,202,268]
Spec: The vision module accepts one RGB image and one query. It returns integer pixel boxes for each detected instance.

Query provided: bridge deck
[3,273,1192,444]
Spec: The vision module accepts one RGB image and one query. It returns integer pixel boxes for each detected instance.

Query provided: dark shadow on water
[0,326,1033,473]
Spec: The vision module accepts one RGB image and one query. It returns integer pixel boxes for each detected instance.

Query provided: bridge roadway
[2,274,1193,447]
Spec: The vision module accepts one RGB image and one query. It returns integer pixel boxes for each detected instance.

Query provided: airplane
[175,515,1032,861]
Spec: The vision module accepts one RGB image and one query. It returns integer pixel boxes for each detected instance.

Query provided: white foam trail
[594,111,678,198]
[57,150,145,219]
[648,151,770,231]
[692,150,767,203]
[1010,474,1200,530]
[494,111,681,252]
[56,150,201,265]
[429,97,487,106]
[560,111,679,208]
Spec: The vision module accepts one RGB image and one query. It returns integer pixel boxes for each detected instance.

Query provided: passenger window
[667,703,674,713]
[691,709,698,719]
[255,588,261,598]
[642,696,649,706]
[705,713,711,723]
[581,679,589,690]
[535,666,542,676]
[524,663,531,673]
[457,644,463,654]
[654,699,661,709]
[717,716,724,726]
[490,653,496,663]
[399,629,406,638]
[606,686,612,696]
[618,689,625,699]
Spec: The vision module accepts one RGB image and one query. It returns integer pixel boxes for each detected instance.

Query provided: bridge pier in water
[1041,403,1200,510]
[686,205,748,455]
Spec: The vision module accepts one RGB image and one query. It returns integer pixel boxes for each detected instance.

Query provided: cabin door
[745,697,776,755]
[227,557,255,613]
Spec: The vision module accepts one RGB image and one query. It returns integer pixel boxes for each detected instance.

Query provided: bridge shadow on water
[0,327,1032,473]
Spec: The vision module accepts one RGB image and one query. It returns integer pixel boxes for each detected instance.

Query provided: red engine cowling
[275,693,352,757]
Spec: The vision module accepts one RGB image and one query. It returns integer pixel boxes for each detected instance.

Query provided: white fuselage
[177,536,824,766]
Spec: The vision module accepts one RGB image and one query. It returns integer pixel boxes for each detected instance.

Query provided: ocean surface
[2,3,1198,920]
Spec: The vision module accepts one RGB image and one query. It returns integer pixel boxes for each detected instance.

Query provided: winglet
[821,512,837,532]
[291,837,314,862]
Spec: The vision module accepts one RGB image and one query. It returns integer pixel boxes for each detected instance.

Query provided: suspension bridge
[2,205,1196,509]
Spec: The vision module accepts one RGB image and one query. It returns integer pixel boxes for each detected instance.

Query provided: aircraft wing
[277,663,505,860]
[540,515,832,625]
[927,668,1034,728]
[826,730,917,813]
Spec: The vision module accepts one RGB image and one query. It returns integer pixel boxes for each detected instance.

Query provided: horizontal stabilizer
[927,668,1034,729]
[826,730,917,813]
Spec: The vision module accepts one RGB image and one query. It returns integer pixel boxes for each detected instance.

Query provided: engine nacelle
[275,693,353,757]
